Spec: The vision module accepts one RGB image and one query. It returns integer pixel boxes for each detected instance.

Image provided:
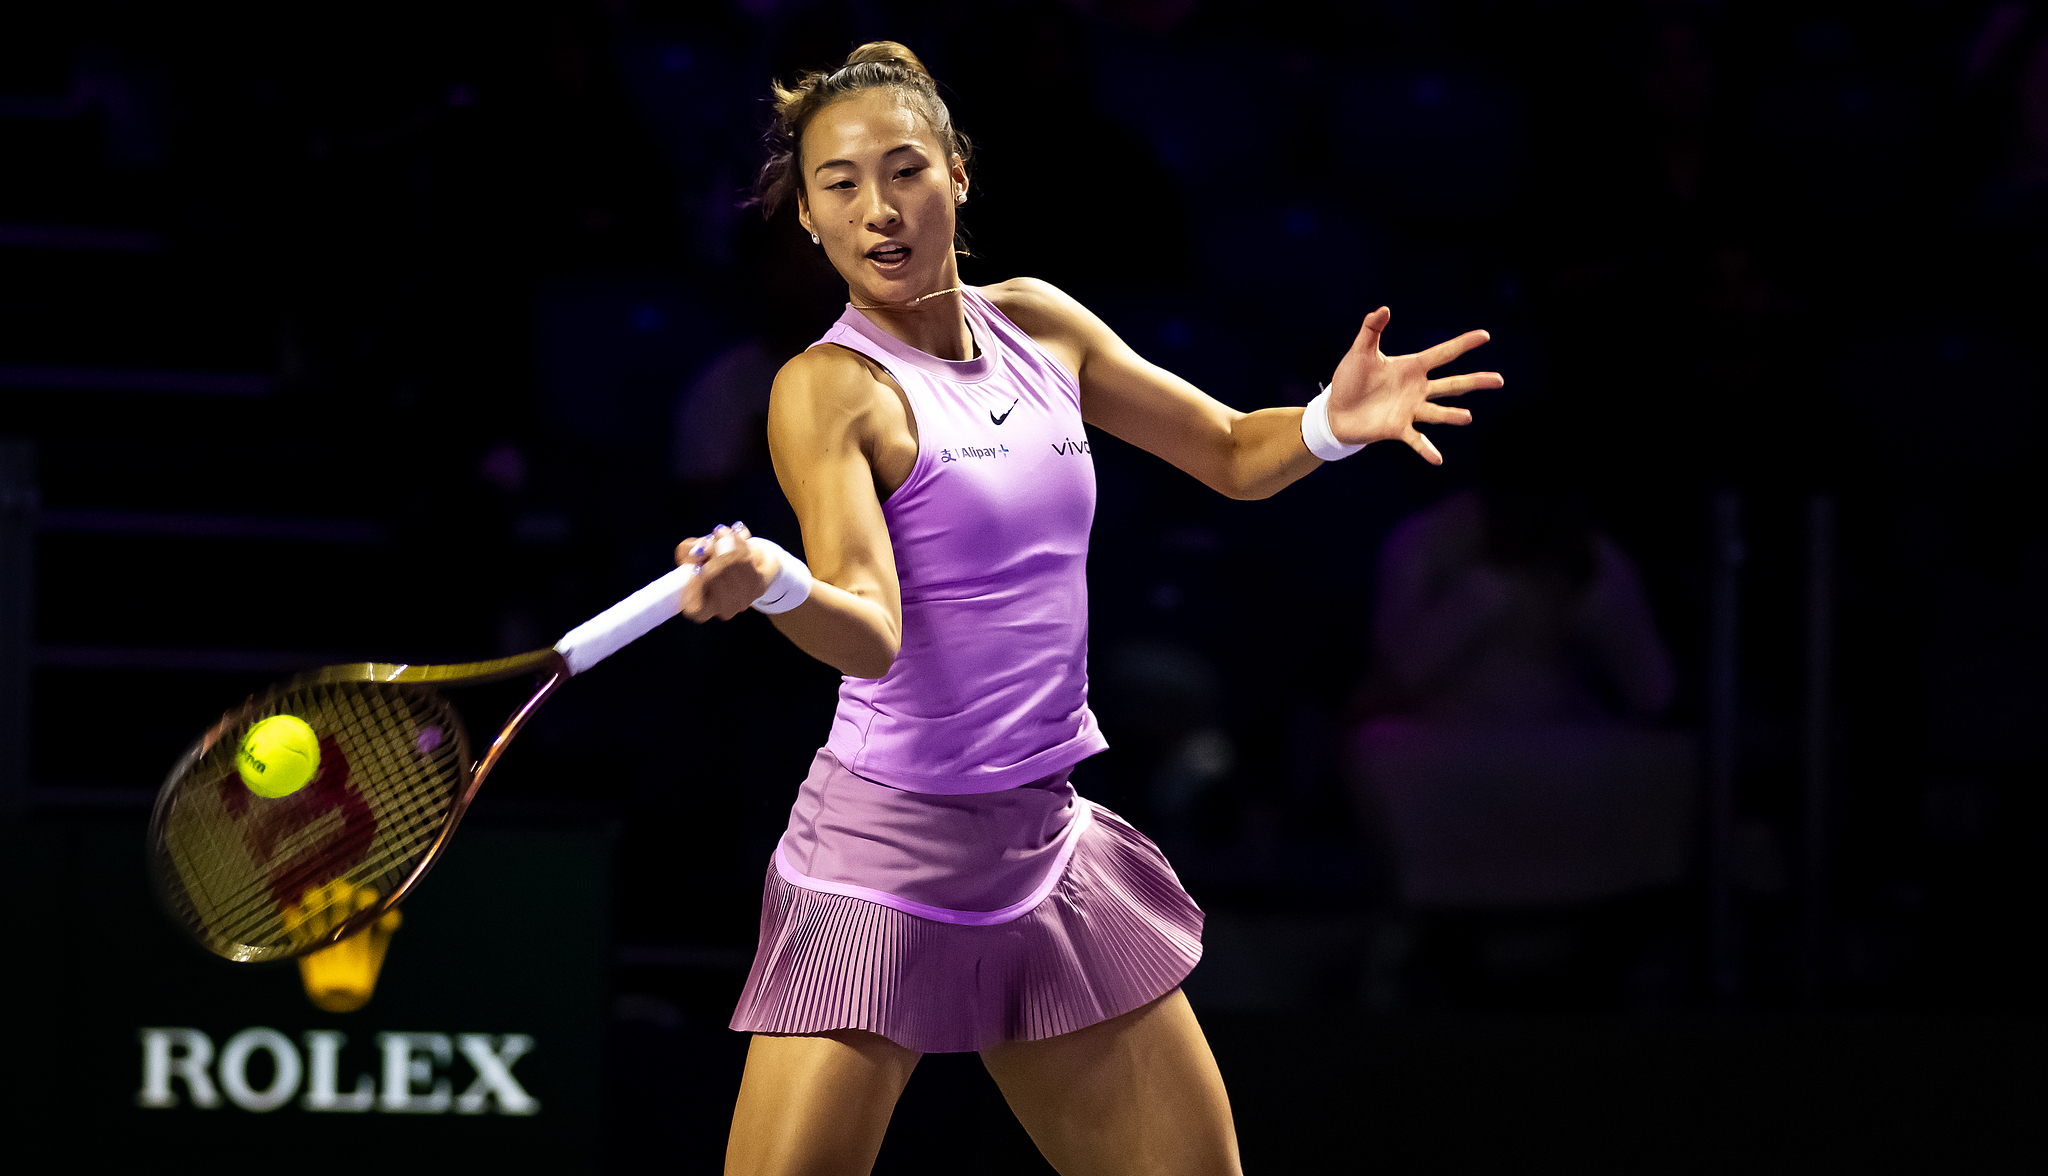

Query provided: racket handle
[553,563,699,675]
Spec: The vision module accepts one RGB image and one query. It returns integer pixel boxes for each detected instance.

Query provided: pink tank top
[814,289,1108,794]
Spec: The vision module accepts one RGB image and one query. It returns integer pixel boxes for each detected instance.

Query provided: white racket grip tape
[553,562,700,676]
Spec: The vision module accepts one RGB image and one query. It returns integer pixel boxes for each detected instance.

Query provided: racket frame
[153,558,698,961]
[149,648,569,960]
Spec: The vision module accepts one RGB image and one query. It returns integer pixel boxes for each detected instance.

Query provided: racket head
[149,678,473,961]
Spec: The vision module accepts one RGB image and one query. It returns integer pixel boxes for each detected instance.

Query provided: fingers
[1350,306,1391,355]
[677,532,714,619]
[1416,402,1474,427]
[680,558,711,621]
[676,533,713,568]
[679,524,736,621]
[1405,428,1445,466]
[680,523,766,622]
[679,524,742,565]
[1416,328,1491,369]
[1424,371,1504,399]
[708,524,750,620]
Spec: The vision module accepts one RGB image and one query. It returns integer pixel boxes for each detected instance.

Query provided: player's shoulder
[981,276,1093,338]
[982,275,1073,308]
[772,341,896,412]
[983,278,1081,319]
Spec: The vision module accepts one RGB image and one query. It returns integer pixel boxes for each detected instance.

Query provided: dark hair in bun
[753,41,973,251]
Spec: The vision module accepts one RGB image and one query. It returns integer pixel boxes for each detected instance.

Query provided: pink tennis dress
[729,290,1204,1053]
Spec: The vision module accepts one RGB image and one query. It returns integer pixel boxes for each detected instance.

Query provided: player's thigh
[726,1028,921,1176]
[979,989,1242,1176]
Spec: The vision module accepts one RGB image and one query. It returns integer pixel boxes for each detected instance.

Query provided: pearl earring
[810,232,820,244]
[955,191,966,204]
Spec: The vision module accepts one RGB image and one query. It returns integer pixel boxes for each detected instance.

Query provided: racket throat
[470,671,565,793]
[363,670,566,942]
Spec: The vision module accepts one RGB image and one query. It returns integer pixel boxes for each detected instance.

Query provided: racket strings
[154,681,469,960]
[172,687,456,951]
[193,689,411,943]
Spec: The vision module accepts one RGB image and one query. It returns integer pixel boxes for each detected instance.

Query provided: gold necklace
[849,285,967,311]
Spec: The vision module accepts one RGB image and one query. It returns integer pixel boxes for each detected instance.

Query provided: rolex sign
[137,1028,540,1114]
[7,815,609,1174]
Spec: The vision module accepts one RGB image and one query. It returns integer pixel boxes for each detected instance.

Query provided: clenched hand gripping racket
[149,563,700,961]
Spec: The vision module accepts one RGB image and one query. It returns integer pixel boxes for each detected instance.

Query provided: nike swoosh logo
[990,399,1018,426]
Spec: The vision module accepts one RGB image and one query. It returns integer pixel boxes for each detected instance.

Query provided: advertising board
[4,813,610,1173]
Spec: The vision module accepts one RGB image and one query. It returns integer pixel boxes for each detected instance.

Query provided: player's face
[797,88,967,303]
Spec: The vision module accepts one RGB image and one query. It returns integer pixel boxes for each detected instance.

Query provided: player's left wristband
[747,537,814,614]
[1303,384,1366,462]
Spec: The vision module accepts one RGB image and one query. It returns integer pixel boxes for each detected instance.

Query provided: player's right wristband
[1302,384,1366,462]
[747,537,815,614]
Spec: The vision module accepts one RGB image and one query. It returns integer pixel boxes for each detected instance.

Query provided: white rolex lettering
[218,1027,302,1113]
[140,1026,535,1114]
[455,1034,540,1115]
[377,1032,452,1113]
[301,1031,375,1112]
[138,1028,219,1109]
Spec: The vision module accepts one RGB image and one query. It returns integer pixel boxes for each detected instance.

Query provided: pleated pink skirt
[729,802,1205,1054]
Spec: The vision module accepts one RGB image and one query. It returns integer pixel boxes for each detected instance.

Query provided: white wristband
[747,537,814,614]
[1302,384,1365,462]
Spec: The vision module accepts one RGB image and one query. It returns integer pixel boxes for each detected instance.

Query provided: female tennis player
[676,42,1498,1176]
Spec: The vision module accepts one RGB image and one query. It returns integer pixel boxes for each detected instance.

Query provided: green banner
[6,815,609,1173]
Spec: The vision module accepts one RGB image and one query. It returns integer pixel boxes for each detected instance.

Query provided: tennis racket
[149,562,701,962]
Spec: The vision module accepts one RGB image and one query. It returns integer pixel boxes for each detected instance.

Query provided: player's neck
[850,280,976,362]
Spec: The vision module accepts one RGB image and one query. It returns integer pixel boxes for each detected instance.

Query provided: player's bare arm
[676,344,907,680]
[990,277,1498,496]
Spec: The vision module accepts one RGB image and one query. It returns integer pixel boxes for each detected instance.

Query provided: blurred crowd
[6,0,2044,1014]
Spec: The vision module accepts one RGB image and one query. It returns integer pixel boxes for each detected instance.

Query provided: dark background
[2,0,2044,1170]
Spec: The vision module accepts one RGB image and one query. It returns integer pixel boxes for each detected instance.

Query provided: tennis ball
[238,714,321,798]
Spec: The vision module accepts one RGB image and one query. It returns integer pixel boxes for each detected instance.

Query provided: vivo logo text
[137,1028,539,1115]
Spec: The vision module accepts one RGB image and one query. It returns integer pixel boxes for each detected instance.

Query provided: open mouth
[866,243,912,267]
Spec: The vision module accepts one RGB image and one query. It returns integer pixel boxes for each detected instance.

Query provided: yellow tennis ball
[238,714,321,798]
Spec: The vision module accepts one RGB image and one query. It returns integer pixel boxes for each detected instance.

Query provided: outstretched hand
[1325,307,1500,465]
